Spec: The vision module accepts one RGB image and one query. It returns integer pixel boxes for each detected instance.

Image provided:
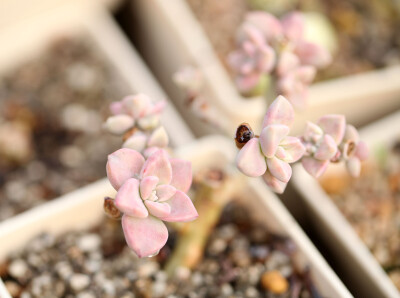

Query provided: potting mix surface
[0,36,128,221]
[321,139,400,290]
[0,201,320,297]
[186,0,400,82]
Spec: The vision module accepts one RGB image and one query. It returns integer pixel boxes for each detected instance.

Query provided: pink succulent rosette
[228,24,276,93]
[104,94,166,135]
[301,116,369,178]
[340,125,369,177]
[236,96,305,193]
[300,115,345,178]
[107,148,198,258]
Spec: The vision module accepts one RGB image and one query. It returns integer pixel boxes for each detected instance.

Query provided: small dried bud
[104,197,121,220]
[123,127,139,142]
[235,123,255,149]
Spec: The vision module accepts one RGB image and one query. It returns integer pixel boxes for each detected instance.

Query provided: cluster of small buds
[173,66,224,128]
[235,96,305,193]
[235,95,368,193]
[228,11,331,108]
[104,94,198,258]
[300,116,368,178]
[104,94,168,157]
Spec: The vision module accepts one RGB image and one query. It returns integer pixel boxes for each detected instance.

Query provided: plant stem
[164,174,242,276]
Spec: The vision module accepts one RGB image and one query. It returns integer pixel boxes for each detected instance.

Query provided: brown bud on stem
[235,123,255,149]
[104,197,122,220]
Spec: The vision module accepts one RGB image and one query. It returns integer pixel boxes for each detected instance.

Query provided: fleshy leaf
[147,126,169,148]
[160,190,198,222]
[314,135,337,161]
[317,114,346,144]
[169,158,192,192]
[259,124,290,158]
[141,149,172,185]
[355,141,369,161]
[144,201,171,218]
[139,176,159,200]
[279,136,306,163]
[156,184,177,202]
[266,156,292,183]
[262,171,287,194]
[245,12,283,42]
[344,125,359,143]
[115,178,148,218]
[347,157,361,177]
[281,12,304,41]
[122,215,168,258]
[236,138,266,177]
[301,157,329,178]
[295,41,332,68]
[123,94,152,118]
[104,115,134,135]
[107,148,145,190]
[262,96,295,128]
[303,121,323,142]
[122,133,147,152]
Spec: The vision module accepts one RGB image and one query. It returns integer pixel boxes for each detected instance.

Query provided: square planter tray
[292,111,400,298]
[0,135,352,297]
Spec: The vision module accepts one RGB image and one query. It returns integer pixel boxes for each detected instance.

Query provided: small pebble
[8,259,29,280]
[69,274,90,293]
[261,270,289,294]
[77,234,101,253]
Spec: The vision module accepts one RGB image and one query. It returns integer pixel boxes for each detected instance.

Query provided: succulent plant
[300,115,369,178]
[104,94,165,134]
[106,148,198,258]
[300,115,345,178]
[228,11,331,107]
[235,96,305,193]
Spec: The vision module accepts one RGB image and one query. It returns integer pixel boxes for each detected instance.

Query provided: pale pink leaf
[139,176,159,200]
[266,156,292,183]
[262,171,287,194]
[317,114,346,144]
[122,215,168,258]
[262,95,295,128]
[141,149,172,185]
[169,158,192,192]
[115,178,148,218]
[236,138,266,177]
[279,136,306,163]
[314,135,338,161]
[107,148,145,190]
[347,157,361,177]
[144,201,171,218]
[259,124,290,158]
[104,115,134,135]
[301,156,329,178]
[156,184,177,202]
[160,190,198,222]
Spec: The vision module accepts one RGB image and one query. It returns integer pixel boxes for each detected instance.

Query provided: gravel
[0,201,320,297]
[0,36,129,221]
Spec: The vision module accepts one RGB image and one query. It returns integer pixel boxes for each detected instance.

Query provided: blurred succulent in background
[173,66,227,128]
[104,94,166,135]
[228,11,331,108]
